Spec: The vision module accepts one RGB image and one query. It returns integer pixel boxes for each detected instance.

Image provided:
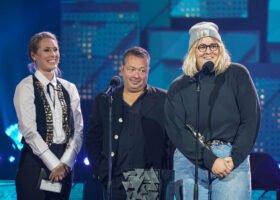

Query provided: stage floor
[0,180,277,200]
[0,180,83,200]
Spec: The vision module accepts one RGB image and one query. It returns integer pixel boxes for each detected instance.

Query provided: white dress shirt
[14,70,83,171]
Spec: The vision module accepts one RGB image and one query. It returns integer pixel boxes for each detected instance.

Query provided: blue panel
[60,2,139,100]
[251,190,277,200]
[149,31,189,60]
[171,0,248,18]
[148,30,188,89]
[222,31,260,63]
[268,0,280,43]
[253,78,280,161]
[0,180,84,200]
[148,60,184,90]
[138,0,170,29]
[267,43,280,63]
[246,64,280,162]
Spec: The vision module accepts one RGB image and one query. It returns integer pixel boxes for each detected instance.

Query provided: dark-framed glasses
[197,43,219,52]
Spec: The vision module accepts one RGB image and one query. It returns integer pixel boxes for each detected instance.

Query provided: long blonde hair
[182,38,231,77]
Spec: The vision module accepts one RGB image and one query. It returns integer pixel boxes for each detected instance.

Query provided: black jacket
[86,85,173,183]
[165,63,261,170]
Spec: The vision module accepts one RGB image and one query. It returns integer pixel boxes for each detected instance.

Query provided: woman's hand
[211,158,232,178]
[49,162,70,182]
[224,157,234,171]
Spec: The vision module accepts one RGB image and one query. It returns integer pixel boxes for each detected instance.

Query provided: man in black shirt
[86,47,173,199]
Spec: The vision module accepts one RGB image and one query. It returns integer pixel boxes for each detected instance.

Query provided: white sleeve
[60,83,83,169]
[14,80,60,170]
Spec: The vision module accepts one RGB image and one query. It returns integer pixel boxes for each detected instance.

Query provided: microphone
[193,61,214,81]
[103,76,121,97]
[201,61,214,74]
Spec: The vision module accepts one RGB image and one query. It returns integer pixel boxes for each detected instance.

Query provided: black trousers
[16,144,72,200]
[103,176,127,200]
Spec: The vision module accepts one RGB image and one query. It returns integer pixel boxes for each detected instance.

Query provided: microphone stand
[107,95,113,200]
[102,76,121,200]
[194,75,201,200]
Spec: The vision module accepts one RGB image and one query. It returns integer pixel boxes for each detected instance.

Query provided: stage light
[8,156,15,163]
[83,157,90,166]
[5,123,23,151]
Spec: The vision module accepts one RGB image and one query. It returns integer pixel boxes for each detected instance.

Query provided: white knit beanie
[188,21,222,51]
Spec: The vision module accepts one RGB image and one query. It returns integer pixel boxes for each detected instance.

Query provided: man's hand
[49,162,70,182]
[211,158,232,178]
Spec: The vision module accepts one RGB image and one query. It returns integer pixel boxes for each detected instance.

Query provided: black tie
[47,83,55,108]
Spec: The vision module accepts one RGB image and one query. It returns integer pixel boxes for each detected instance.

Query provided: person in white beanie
[165,21,261,199]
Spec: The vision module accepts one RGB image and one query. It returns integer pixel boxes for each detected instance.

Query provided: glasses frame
[197,43,220,52]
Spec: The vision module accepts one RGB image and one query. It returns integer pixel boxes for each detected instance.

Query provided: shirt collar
[35,70,57,88]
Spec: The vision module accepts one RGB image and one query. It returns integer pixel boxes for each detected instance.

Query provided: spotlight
[8,156,15,163]
[5,123,23,151]
[83,157,90,166]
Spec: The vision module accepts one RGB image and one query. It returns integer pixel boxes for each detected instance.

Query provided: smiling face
[195,37,220,71]
[120,55,149,93]
[31,38,60,74]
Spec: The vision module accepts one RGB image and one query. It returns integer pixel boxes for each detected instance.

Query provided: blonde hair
[28,31,61,76]
[182,38,231,77]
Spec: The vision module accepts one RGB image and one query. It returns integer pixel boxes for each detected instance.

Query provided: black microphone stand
[192,61,214,200]
[103,76,121,200]
[194,75,201,200]
[107,95,113,200]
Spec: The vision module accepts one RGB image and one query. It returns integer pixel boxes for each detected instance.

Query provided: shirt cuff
[203,148,218,171]
[231,151,243,169]
[60,148,77,169]
[39,149,60,171]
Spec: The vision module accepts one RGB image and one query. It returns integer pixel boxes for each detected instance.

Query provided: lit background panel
[170,0,248,18]
[148,30,188,90]
[267,0,280,43]
[253,78,280,161]
[0,181,84,200]
[267,0,280,63]
[222,31,260,63]
[60,2,140,100]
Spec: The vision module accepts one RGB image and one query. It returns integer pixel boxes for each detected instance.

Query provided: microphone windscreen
[110,76,121,87]
[202,61,214,74]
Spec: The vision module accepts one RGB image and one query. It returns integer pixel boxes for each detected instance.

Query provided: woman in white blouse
[14,32,83,200]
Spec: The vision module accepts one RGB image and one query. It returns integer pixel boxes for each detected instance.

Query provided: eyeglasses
[125,67,148,75]
[197,43,219,52]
